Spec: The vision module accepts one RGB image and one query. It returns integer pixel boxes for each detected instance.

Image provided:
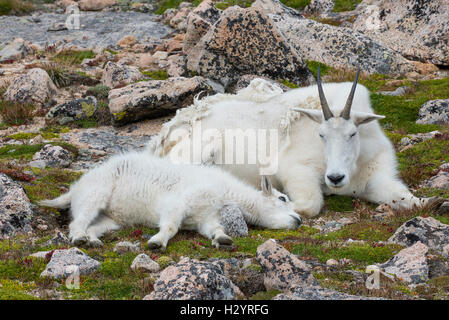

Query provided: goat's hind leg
[196,210,233,249]
[86,214,120,247]
[69,188,111,246]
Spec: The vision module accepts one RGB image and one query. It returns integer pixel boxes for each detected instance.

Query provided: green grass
[141,70,169,80]
[0,280,38,300]
[332,0,362,12]
[0,0,33,15]
[280,0,310,11]
[52,50,96,66]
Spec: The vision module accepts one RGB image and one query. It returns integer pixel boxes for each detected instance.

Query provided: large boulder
[45,96,98,125]
[143,257,242,300]
[353,0,449,66]
[0,174,33,239]
[32,144,73,168]
[256,239,318,291]
[101,62,143,89]
[416,99,449,125]
[4,68,58,107]
[185,4,313,87]
[252,0,418,76]
[108,76,214,126]
[379,241,429,284]
[388,217,449,253]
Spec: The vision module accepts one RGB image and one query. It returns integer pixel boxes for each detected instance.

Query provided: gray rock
[44,230,71,246]
[220,205,248,238]
[108,76,215,126]
[46,96,98,125]
[0,173,33,238]
[114,241,140,254]
[29,160,47,169]
[130,253,160,272]
[228,74,290,94]
[422,172,449,190]
[143,257,242,300]
[101,62,143,89]
[256,239,318,291]
[388,216,449,253]
[252,0,418,75]
[377,86,411,96]
[0,12,172,49]
[47,22,68,32]
[379,241,429,284]
[0,38,29,63]
[40,248,101,279]
[274,285,385,300]
[304,0,335,14]
[416,99,449,125]
[33,144,73,168]
[353,0,449,66]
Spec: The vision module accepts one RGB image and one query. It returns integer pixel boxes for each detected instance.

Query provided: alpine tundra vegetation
[0,0,448,301]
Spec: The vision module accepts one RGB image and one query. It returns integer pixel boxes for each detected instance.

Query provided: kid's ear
[294,108,323,123]
[353,111,385,126]
[261,175,273,196]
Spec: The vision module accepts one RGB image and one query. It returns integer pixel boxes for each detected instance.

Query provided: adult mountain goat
[149,69,435,217]
[40,152,301,250]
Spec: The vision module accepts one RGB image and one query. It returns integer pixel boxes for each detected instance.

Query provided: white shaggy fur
[149,79,432,218]
[40,152,301,250]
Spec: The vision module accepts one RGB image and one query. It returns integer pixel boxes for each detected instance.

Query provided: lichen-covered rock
[4,68,58,107]
[108,76,214,126]
[183,0,221,55]
[169,7,191,31]
[78,0,117,11]
[353,0,449,66]
[274,285,384,300]
[32,144,73,168]
[186,4,313,86]
[101,62,143,89]
[143,257,242,300]
[41,248,100,279]
[388,217,449,253]
[379,241,429,284]
[0,38,29,63]
[423,172,449,190]
[220,205,248,238]
[228,74,290,93]
[0,174,33,239]
[253,0,418,75]
[256,239,318,291]
[416,99,449,125]
[131,253,160,273]
[167,55,187,78]
[114,241,140,254]
[304,0,335,14]
[44,230,70,246]
[46,96,98,125]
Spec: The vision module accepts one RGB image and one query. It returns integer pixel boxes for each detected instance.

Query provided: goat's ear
[294,108,323,123]
[353,111,385,126]
[261,175,273,196]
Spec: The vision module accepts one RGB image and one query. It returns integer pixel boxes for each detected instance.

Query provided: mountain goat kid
[149,68,439,218]
[40,152,301,250]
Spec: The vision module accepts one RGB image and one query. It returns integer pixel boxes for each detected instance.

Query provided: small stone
[46,96,98,125]
[416,98,449,125]
[114,241,140,254]
[33,144,73,168]
[422,172,449,189]
[326,259,339,266]
[29,160,47,169]
[40,248,100,279]
[220,205,248,238]
[101,62,143,89]
[131,253,160,273]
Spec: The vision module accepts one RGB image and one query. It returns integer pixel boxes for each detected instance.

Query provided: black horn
[317,66,334,120]
[340,68,360,120]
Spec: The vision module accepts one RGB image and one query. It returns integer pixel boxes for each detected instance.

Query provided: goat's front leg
[279,165,324,218]
[362,170,427,210]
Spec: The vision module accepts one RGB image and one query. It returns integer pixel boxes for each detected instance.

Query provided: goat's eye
[319,134,324,138]
[278,196,287,202]
[350,132,357,138]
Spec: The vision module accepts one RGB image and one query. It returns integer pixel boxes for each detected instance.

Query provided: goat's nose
[327,174,345,185]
